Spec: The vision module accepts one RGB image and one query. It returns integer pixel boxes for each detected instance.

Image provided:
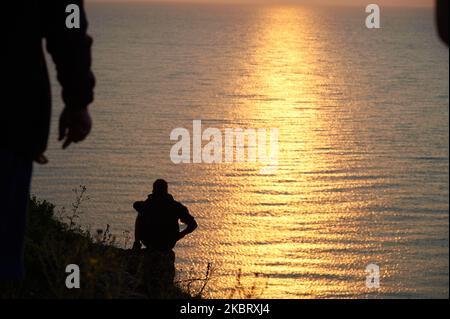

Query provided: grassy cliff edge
[0,195,199,299]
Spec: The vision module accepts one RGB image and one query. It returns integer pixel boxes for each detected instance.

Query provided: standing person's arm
[42,0,95,149]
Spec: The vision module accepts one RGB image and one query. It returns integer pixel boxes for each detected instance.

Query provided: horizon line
[87,0,434,9]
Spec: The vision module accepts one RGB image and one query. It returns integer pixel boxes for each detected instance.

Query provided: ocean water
[32,3,448,298]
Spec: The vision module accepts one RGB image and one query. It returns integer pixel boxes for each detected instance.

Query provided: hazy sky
[88,0,434,8]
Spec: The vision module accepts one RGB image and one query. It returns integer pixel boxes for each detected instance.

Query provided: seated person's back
[133,179,197,251]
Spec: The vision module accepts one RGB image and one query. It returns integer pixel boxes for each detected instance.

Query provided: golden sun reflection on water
[176,5,430,298]
[195,7,373,298]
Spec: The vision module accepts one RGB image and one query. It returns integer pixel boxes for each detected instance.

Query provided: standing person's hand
[58,107,92,149]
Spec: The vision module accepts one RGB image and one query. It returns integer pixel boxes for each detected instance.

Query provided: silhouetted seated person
[132,179,197,294]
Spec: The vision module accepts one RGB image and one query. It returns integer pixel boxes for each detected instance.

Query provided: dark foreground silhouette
[132,179,198,294]
[1,1,95,281]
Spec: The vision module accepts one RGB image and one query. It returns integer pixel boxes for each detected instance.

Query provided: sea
[32,2,449,298]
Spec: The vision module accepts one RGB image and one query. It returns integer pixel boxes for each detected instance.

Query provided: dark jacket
[134,194,196,251]
[1,1,95,159]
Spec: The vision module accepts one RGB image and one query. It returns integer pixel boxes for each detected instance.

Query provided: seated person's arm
[132,200,147,250]
[133,212,144,250]
[177,206,198,241]
[133,201,145,213]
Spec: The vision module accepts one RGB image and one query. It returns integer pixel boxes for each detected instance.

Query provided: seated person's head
[153,179,168,196]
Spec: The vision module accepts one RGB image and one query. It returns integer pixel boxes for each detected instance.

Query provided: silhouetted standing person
[133,179,197,293]
[437,0,449,45]
[0,1,95,280]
